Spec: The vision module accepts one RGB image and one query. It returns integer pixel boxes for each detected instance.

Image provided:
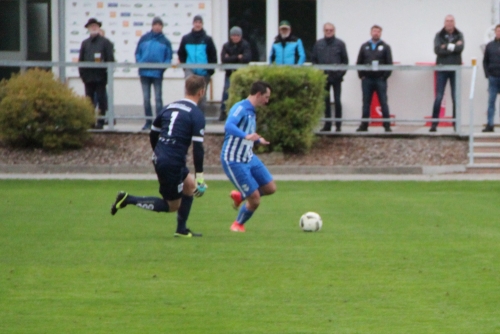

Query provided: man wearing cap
[269,20,305,65]
[135,17,173,130]
[219,26,252,121]
[79,18,115,129]
[178,15,218,113]
[312,22,349,132]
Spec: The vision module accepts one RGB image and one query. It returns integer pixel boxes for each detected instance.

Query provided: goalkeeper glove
[194,173,207,197]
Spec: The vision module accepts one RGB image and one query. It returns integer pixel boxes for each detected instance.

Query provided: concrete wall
[66,0,493,125]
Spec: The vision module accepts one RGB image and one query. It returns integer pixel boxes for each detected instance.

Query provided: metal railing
[0,60,474,134]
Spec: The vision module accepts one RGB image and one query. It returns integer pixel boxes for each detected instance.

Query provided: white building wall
[64,0,493,125]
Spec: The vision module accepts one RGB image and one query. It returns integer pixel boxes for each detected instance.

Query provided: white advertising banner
[65,0,212,77]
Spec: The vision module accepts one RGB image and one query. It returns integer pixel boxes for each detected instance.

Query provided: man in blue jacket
[135,17,172,130]
[269,20,305,65]
[178,15,218,113]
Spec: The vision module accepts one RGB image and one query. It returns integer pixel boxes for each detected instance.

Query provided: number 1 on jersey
[167,111,179,136]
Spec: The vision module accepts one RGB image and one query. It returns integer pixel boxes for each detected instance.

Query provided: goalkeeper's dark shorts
[154,161,189,201]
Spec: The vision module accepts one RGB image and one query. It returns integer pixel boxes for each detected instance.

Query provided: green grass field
[1,180,499,333]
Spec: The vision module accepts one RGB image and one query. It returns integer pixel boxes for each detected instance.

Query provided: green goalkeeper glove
[194,173,207,197]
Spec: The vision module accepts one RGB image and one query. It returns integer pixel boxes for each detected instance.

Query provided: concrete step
[467,163,500,173]
[470,153,500,164]
[473,133,500,143]
[473,143,500,153]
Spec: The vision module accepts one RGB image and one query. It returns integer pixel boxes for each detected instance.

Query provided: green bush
[0,68,95,150]
[227,66,326,153]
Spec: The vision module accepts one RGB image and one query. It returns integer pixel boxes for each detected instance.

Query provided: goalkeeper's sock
[236,204,254,225]
[126,195,170,213]
[176,194,193,233]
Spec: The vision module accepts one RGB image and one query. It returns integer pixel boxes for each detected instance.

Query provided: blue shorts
[154,162,189,201]
[221,155,273,198]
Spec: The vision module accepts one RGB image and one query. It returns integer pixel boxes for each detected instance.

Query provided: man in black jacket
[430,15,464,132]
[482,25,500,132]
[356,25,393,132]
[178,15,217,113]
[219,26,252,121]
[312,23,348,132]
[78,18,114,129]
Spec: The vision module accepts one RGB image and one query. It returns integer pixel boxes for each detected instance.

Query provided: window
[0,0,21,51]
[279,0,316,62]
[228,0,266,62]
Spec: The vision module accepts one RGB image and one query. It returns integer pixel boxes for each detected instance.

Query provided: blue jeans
[140,76,163,125]
[220,73,231,113]
[487,76,500,126]
[432,71,456,127]
[361,77,390,127]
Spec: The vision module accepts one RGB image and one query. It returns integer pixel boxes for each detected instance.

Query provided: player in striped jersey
[110,75,207,238]
[221,81,277,232]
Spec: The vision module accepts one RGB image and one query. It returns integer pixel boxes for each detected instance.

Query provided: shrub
[0,68,95,150]
[226,66,326,153]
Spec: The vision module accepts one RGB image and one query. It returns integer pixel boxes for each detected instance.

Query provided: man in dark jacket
[312,23,348,132]
[178,15,217,113]
[482,25,500,132]
[430,15,464,132]
[219,26,252,121]
[79,18,114,129]
[356,25,393,132]
[135,17,172,130]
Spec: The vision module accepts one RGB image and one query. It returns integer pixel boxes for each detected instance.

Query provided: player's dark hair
[250,81,272,95]
[185,75,206,96]
[371,24,382,31]
[496,24,500,30]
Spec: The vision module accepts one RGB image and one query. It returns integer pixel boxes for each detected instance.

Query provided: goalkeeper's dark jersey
[151,99,205,166]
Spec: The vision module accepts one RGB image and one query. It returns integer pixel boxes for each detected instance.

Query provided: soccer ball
[299,212,322,232]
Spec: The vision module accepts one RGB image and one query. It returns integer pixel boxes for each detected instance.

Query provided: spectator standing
[178,15,217,113]
[78,18,114,129]
[430,15,464,132]
[482,25,500,132]
[219,26,252,121]
[269,20,306,65]
[312,23,349,132]
[135,17,172,131]
[356,25,393,132]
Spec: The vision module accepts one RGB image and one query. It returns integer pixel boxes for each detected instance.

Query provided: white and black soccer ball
[299,212,322,232]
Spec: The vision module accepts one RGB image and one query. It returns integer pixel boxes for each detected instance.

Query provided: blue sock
[176,194,193,233]
[236,205,254,225]
[126,195,169,213]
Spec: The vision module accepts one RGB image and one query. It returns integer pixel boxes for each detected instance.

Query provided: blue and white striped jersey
[221,99,256,163]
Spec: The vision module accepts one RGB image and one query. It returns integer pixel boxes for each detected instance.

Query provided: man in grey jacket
[312,23,348,132]
[430,15,464,132]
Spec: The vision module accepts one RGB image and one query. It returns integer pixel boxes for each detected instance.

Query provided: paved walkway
[2,173,500,181]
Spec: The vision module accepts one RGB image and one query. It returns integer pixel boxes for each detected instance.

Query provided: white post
[266,0,279,63]
[469,58,478,165]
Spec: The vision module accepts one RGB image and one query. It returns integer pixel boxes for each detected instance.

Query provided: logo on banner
[199,3,205,9]
[133,22,143,26]
[121,12,131,17]
[135,30,143,36]
[97,2,103,8]
[134,3,142,8]
[108,3,118,7]
[110,12,116,18]
[70,49,80,53]
[147,13,155,17]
